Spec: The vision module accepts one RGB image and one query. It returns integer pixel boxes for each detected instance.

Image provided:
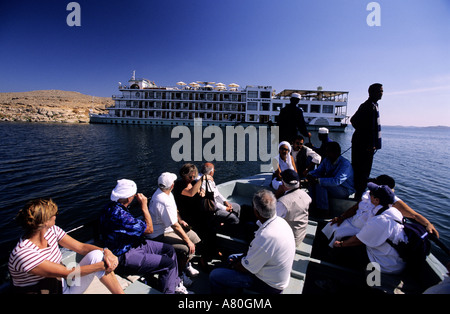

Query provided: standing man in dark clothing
[277,93,311,144]
[350,83,383,200]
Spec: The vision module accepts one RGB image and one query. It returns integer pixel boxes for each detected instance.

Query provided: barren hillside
[0,90,112,123]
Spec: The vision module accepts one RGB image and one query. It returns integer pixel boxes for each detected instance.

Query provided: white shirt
[148,188,178,238]
[356,206,407,274]
[322,190,401,247]
[291,146,322,165]
[241,215,296,290]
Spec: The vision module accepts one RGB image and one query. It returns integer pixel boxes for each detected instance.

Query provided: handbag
[200,176,216,213]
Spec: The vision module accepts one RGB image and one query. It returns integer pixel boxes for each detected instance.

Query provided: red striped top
[8,226,66,287]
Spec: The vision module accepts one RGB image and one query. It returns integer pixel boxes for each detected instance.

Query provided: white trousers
[62,250,105,294]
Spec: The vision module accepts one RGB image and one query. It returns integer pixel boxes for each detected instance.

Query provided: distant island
[0,90,111,123]
[382,125,450,129]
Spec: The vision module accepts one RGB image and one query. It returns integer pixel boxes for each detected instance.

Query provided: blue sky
[1,0,449,126]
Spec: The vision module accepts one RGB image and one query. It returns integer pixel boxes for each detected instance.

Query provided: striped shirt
[8,226,66,287]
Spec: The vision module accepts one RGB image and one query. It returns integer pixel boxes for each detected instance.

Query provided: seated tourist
[100,179,187,294]
[291,135,321,178]
[199,162,241,225]
[172,163,205,229]
[306,142,355,216]
[148,172,202,281]
[9,198,124,294]
[209,189,295,294]
[276,169,312,246]
[331,183,407,274]
[323,175,439,247]
[271,141,298,191]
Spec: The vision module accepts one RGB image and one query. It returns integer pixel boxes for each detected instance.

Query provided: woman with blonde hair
[9,198,124,294]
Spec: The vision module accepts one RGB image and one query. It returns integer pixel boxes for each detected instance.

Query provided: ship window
[261,103,271,111]
[247,102,258,111]
[323,105,334,114]
[299,104,308,112]
[310,105,321,113]
[247,91,258,98]
[260,91,271,99]
[273,103,283,111]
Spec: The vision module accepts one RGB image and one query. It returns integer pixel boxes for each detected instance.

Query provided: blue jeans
[209,267,282,294]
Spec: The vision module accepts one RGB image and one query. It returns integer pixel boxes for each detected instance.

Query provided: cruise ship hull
[89,115,348,132]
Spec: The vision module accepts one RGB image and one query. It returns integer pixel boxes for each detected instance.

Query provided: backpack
[387,219,431,267]
[376,206,431,268]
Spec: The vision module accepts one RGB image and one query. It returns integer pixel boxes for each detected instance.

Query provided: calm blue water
[1,122,449,265]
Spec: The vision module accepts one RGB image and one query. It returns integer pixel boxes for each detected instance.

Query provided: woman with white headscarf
[271,141,298,191]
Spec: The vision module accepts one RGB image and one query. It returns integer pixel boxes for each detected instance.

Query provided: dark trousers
[118,239,179,294]
[209,267,283,294]
[352,145,375,200]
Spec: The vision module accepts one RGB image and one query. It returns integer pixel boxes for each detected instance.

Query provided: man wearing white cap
[315,127,333,159]
[100,179,187,293]
[149,172,201,281]
[277,92,311,144]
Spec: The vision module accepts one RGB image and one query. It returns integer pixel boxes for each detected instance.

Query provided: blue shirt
[100,201,147,256]
[309,156,355,194]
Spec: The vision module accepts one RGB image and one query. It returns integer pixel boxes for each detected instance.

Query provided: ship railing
[118,85,245,92]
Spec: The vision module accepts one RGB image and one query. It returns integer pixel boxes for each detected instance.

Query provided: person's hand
[187,240,196,255]
[333,240,343,248]
[330,216,344,226]
[179,219,189,229]
[306,175,318,184]
[224,201,233,212]
[426,223,439,238]
[135,193,148,208]
[103,248,119,273]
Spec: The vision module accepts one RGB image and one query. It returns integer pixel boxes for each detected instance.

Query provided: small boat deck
[60,172,447,294]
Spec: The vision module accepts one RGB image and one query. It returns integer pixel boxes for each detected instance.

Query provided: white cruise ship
[89,72,349,131]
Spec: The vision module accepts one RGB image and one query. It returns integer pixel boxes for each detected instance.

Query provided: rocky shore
[0,90,112,123]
